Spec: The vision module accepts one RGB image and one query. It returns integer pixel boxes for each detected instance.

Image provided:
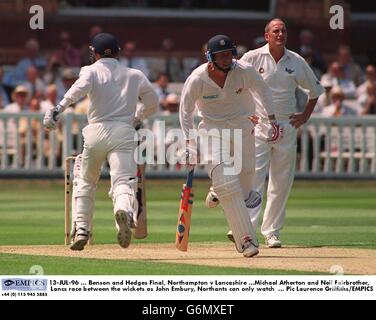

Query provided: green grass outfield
[0,179,375,275]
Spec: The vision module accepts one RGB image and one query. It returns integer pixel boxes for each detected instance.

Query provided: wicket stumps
[64,156,93,245]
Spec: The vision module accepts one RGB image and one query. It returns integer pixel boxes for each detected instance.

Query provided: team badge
[259,67,264,74]
[235,88,243,94]
[104,48,112,55]
[220,39,226,46]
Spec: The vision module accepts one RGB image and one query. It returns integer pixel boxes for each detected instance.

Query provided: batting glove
[43,105,63,130]
[133,117,143,131]
[267,120,284,144]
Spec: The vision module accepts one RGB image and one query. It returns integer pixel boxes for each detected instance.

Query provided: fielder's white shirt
[59,58,158,125]
[241,44,324,118]
[179,60,275,139]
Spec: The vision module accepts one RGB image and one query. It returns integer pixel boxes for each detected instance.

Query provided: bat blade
[175,169,194,251]
[133,164,147,239]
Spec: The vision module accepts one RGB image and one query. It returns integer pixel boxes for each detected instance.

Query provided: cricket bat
[133,164,147,239]
[175,169,194,251]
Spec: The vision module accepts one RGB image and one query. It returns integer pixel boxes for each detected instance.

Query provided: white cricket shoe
[265,234,282,248]
[205,186,219,208]
[70,228,89,251]
[115,210,132,248]
[242,240,259,258]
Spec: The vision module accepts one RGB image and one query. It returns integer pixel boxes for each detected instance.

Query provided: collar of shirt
[97,57,119,65]
[259,44,291,63]
[201,62,235,89]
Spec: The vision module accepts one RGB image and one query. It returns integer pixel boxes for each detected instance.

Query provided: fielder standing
[43,33,158,251]
[180,35,281,257]
[240,19,324,247]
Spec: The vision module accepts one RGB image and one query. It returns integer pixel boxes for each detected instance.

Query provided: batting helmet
[90,33,120,56]
[206,35,237,63]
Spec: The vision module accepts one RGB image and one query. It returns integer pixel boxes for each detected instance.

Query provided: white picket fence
[0,112,375,178]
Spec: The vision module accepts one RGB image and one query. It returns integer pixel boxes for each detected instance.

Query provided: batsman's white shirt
[180,60,277,251]
[179,60,275,139]
[241,44,324,119]
[59,58,157,124]
[59,58,158,233]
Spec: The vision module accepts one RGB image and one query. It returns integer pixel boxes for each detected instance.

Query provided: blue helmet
[90,33,120,56]
[206,35,237,63]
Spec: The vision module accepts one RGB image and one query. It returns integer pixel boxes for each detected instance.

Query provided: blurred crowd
[1,27,375,118]
[62,1,267,10]
[0,26,198,118]
[0,26,375,167]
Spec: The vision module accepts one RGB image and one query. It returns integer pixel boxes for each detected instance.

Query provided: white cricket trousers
[74,122,137,232]
[198,117,259,249]
[250,118,297,238]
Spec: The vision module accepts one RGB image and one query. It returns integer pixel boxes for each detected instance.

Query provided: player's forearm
[137,90,158,120]
[302,98,318,119]
[59,77,91,110]
[180,117,195,140]
[179,108,195,140]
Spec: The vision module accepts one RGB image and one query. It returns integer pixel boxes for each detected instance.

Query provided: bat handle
[186,169,194,188]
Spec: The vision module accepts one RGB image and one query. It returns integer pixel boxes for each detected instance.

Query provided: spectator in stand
[357,64,376,97]
[44,55,63,85]
[253,36,267,49]
[189,42,208,73]
[119,41,150,78]
[337,45,363,87]
[22,65,46,102]
[236,45,248,59]
[163,93,180,114]
[359,82,376,115]
[0,66,11,106]
[315,76,333,114]
[298,29,326,73]
[164,93,183,168]
[153,72,170,114]
[4,86,30,113]
[19,97,41,136]
[296,48,323,112]
[300,47,322,80]
[5,38,47,87]
[3,86,30,160]
[52,32,81,67]
[322,86,358,117]
[19,98,43,164]
[40,84,58,113]
[160,38,184,82]
[81,25,104,66]
[57,68,79,101]
[322,62,356,99]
